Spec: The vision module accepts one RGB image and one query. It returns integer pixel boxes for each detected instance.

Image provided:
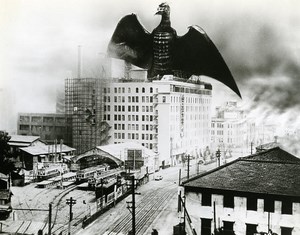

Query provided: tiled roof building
[183,147,300,235]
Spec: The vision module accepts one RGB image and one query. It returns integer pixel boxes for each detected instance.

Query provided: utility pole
[216,149,221,167]
[66,197,76,235]
[48,203,52,235]
[187,155,190,179]
[250,141,254,154]
[126,175,136,235]
[213,201,217,233]
[183,195,186,233]
[132,175,136,235]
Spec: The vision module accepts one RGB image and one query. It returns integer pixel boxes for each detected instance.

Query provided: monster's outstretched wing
[173,26,241,98]
[107,14,153,69]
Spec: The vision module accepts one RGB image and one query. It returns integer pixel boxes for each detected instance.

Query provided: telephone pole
[66,197,76,235]
[187,155,190,179]
[126,175,136,235]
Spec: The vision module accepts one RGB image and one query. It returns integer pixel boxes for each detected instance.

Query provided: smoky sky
[1,0,300,131]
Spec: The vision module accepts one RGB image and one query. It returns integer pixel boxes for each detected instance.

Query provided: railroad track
[105,184,177,235]
[50,185,78,230]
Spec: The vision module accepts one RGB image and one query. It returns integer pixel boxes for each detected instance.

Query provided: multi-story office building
[65,58,212,166]
[17,113,72,146]
[103,71,212,167]
[211,101,255,156]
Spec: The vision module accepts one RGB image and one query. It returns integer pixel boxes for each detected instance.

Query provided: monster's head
[155,3,170,16]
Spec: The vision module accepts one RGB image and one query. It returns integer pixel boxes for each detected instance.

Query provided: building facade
[103,73,212,167]
[211,102,256,157]
[65,58,212,166]
[17,113,72,146]
[182,147,300,235]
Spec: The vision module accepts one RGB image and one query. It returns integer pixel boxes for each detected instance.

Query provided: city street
[0,155,231,235]
[77,159,219,235]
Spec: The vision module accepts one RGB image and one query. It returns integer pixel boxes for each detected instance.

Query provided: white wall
[185,191,300,235]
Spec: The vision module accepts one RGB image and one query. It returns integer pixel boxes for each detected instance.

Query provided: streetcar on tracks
[76,164,110,183]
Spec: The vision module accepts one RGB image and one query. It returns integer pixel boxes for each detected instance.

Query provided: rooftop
[183,147,300,198]
[97,142,157,161]
[256,141,281,152]
[8,135,40,144]
[20,144,75,156]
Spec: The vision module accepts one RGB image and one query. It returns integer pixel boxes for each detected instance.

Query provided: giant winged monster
[107,3,241,98]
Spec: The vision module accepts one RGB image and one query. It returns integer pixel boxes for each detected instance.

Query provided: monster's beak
[155,6,164,15]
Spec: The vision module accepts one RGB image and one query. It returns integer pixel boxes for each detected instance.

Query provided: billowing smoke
[2,0,300,143]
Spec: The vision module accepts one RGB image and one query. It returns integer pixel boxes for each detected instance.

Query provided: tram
[76,164,109,183]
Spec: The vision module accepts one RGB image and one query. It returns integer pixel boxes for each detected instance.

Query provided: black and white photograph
[0,0,300,234]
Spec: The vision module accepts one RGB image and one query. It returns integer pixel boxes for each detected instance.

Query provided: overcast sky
[1,0,300,133]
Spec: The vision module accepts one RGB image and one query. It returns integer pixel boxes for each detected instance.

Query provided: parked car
[155,175,163,181]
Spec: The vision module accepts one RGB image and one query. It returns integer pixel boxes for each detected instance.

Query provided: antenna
[78,45,82,79]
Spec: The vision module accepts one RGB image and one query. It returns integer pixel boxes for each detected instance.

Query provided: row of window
[108,105,154,113]
[201,219,293,235]
[201,193,293,214]
[211,123,224,128]
[211,130,224,135]
[114,124,154,132]
[105,87,154,94]
[103,114,155,122]
[103,96,155,103]
[112,114,154,122]
[114,132,154,141]
[169,94,211,104]
[19,116,66,124]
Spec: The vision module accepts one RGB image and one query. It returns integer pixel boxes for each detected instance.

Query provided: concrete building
[103,72,212,167]
[211,101,256,157]
[182,147,300,235]
[65,58,212,167]
[17,113,72,146]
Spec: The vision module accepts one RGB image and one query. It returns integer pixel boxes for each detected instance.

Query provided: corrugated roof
[20,144,75,156]
[184,147,300,197]
[9,135,40,143]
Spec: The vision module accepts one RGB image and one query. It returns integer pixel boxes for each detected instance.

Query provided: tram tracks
[105,184,177,235]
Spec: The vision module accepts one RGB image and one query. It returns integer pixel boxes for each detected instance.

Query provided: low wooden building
[182,147,300,235]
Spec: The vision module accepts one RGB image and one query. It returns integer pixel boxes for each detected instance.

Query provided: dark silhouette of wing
[107,14,153,69]
[173,26,241,98]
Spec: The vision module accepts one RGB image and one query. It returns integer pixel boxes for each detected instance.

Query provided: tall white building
[211,101,255,156]
[65,58,212,166]
[103,71,212,167]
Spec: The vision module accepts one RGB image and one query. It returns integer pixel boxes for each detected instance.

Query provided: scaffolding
[65,77,111,154]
